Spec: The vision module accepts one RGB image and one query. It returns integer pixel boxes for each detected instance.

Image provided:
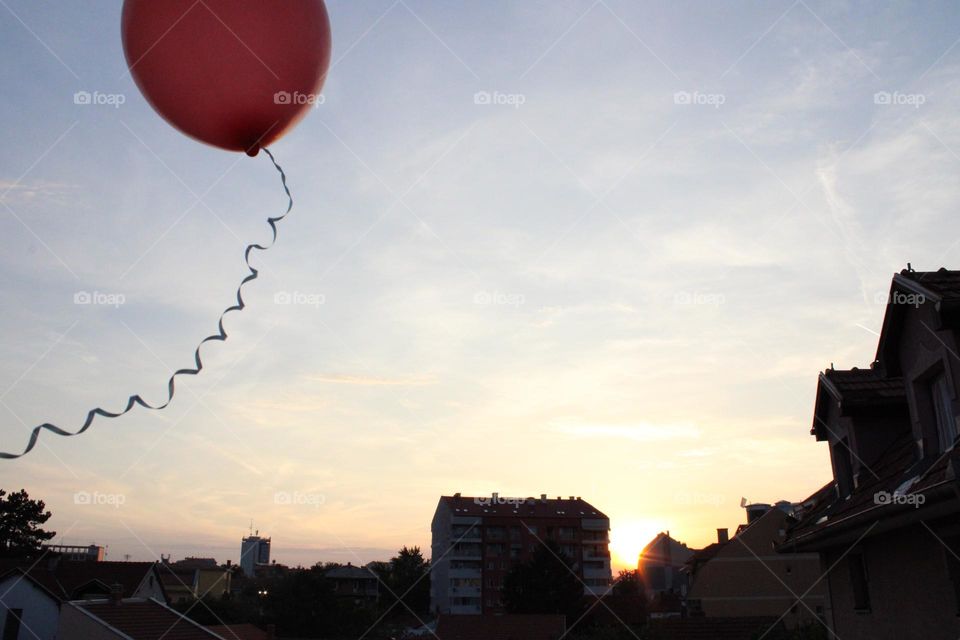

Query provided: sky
[2,0,960,571]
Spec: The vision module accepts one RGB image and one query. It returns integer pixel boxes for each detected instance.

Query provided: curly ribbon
[0,148,292,460]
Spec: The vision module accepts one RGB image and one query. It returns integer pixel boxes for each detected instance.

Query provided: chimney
[109,583,123,605]
[717,528,729,544]
[540,494,547,503]
[453,492,461,498]
[492,492,499,501]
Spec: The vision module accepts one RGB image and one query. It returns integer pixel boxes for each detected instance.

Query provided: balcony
[450,545,482,560]
[449,567,482,579]
[583,584,612,596]
[450,603,482,615]
[583,566,611,579]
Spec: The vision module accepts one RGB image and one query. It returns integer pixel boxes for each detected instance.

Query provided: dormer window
[929,372,957,452]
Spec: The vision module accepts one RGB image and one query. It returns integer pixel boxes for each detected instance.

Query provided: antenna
[249,519,253,537]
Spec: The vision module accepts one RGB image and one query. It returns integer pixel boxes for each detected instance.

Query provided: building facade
[430,493,612,615]
[40,544,105,562]
[637,532,695,600]
[240,533,271,578]
[685,502,826,629]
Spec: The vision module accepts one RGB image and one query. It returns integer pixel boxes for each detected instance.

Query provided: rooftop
[0,558,158,601]
[439,494,608,519]
[74,598,223,640]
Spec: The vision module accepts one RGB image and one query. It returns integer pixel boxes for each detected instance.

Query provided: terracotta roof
[819,368,905,404]
[639,532,694,566]
[785,433,960,548]
[324,564,377,579]
[436,614,565,640]
[76,598,223,640]
[897,267,960,301]
[439,495,608,519]
[812,367,906,438]
[205,624,269,640]
[0,559,158,600]
[685,542,724,569]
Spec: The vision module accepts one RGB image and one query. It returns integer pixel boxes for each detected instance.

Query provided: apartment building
[430,493,612,615]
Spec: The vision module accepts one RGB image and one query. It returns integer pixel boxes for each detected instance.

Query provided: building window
[930,373,957,452]
[3,609,23,640]
[833,438,854,498]
[848,550,870,612]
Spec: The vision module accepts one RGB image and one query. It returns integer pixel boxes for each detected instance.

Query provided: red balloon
[122,0,331,156]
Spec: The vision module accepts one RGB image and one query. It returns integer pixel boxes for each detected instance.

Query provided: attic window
[929,373,957,452]
[833,438,855,499]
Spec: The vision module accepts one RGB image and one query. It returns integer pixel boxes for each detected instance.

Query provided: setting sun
[609,519,669,572]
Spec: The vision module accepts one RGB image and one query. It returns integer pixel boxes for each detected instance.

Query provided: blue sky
[2,0,960,568]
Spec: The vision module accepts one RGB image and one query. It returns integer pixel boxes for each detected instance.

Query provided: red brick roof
[897,267,960,301]
[436,614,565,640]
[0,559,158,600]
[205,624,269,640]
[76,598,223,640]
[785,433,960,548]
[440,495,607,519]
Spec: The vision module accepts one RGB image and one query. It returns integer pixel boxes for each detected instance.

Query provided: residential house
[430,493,612,615]
[324,563,379,605]
[637,532,695,600]
[685,501,826,628]
[0,558,166,640]
[59,595,227,639]
[158,558,231,604]
[781,267,960,638]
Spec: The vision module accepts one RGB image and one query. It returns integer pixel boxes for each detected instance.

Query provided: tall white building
[240,532,271,578]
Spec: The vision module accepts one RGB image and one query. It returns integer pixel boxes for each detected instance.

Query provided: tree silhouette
[386,545,431,616]
[0,489,55,557]
[502,539,584,623]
